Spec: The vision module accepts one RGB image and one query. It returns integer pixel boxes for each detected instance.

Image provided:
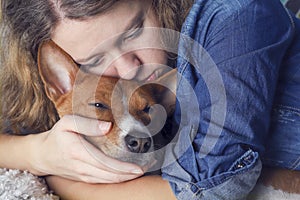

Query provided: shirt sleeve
[161,0,296,199]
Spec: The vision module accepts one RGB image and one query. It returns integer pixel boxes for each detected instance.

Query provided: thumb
[97,121,112,135]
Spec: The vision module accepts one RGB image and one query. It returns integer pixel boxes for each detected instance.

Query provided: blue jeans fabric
[263,11,300,169]
[161,0,300,199]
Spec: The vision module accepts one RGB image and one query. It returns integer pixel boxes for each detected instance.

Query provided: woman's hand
[29,115,144,183]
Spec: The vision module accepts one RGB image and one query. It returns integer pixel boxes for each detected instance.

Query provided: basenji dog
[37,40,177,171]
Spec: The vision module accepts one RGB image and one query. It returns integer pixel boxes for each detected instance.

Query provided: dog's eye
[89,103,109,110]
[142,105,151,114]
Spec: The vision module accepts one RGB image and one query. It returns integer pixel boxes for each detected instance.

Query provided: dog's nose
[125,133,152,153]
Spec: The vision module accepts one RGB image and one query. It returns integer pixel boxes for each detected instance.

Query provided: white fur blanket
[0,168,58,200]
[1,168,300,200]
[248,184,300,200]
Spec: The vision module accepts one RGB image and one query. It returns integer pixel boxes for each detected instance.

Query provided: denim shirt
[161,0,300,199]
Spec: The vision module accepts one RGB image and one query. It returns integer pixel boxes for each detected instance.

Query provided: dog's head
[37,40,176,169]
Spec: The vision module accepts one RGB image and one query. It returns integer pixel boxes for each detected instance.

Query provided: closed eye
[122,27,143,43]
[79,56,105,68]
[122,19,144,44]
[89,102,109,110]
[142,105,151,114]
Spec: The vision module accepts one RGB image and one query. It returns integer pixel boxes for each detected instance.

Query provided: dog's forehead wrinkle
[112,80,133,114]
[121,90,129,113]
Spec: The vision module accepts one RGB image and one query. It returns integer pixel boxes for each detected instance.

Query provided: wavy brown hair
[0,0,193,134]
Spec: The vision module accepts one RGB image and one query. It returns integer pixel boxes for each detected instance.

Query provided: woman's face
[52,0,169,82]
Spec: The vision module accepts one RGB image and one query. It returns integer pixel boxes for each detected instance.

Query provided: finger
[59,115,111,136]
[74,137,144,175]
[82,173,142,184]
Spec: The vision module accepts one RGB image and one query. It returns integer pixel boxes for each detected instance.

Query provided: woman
[1,0,300,199]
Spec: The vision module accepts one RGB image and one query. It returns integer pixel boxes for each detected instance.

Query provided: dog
[37,40,177,171]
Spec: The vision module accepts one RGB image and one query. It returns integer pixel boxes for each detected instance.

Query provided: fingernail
[98,121,111,134]
[130,168,144,174]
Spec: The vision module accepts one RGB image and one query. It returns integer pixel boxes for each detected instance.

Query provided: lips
[146,73,156,81]
[144,68,171,82]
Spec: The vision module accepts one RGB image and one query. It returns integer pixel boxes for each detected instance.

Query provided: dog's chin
[84,136,160,171]
[105,150,157,171]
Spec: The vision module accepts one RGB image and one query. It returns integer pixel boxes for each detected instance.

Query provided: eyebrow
[76,10,145,64]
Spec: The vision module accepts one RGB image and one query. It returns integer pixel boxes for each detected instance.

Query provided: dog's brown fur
[37,40,176,168]
[258,167,300,194]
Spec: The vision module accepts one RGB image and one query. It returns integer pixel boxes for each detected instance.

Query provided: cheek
[99,67,119,77]
[137,49,167,65]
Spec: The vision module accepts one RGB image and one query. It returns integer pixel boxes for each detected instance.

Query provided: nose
[111,53,141,80]
[125,133,152,153]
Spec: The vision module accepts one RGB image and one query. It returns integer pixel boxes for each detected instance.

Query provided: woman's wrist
[26,131,50,176]
[0,132,46,175]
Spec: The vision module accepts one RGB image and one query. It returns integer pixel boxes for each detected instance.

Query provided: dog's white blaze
[115,84,151,138]
[118,114,148,137]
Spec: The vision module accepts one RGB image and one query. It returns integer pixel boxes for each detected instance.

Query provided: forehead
[51,0,151,61]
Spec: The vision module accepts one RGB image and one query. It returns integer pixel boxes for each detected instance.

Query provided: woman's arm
[46,175,176,200]
[0,133,43,175]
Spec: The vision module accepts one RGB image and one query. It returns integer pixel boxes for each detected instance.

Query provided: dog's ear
[37,40,78,102]
[154,69,177,115]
